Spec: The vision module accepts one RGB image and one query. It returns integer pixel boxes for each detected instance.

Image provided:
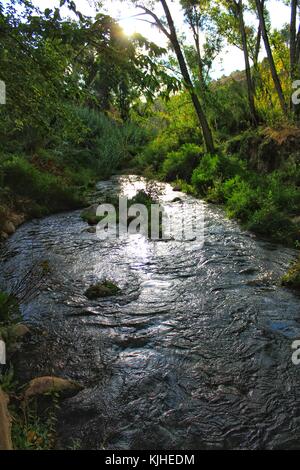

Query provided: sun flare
[120,17,138,37]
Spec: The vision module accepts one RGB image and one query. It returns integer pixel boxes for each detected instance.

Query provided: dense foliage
[0,0,300,273]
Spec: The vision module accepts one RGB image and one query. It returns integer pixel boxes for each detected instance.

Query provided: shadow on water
[1,175,300,449]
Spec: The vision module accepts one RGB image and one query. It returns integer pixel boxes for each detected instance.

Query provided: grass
[11,392,60,450]
[0,291,21,326]
[0,155,84,217]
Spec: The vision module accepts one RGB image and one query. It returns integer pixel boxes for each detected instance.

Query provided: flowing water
[1,175,300,450]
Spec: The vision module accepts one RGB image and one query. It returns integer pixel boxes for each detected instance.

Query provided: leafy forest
[1,0,300,243]
[1,0,300,451]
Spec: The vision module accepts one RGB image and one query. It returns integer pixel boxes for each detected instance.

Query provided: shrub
[246,202,296,240]
[140,132,180,173]
[1,156,82,213]
[62,107,146,179]
[162,144,202,182]
[191,153,221,194]
[225,178,261,221]
[0,291,21,325]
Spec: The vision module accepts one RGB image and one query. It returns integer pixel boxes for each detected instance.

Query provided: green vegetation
[0,0,300,452]
[81,189,159,238]
[0,289,59,450]
[0,291,21,326]
[1,0,300,289]
[282,257,300,289]
[0,0,176,234]
[0,365,61,450]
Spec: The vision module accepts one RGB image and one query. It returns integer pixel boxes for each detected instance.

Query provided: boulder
[13,323,30,338]
[81,204,103,226]
[82,226,96,234]
[9,213,25,227]
[85,280,121,300]
[2,221,15,235]
[0,232,9,241]
[24,376,83,401]
[0,387,13,450]
[171,197,182,203]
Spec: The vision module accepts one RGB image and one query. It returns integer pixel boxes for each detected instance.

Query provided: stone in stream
[2,221,15,235]
[84,280,121,300]
[81,204,101,226]
[82,226,97,234]
[239,267,258,275]
[23,376,83,402]
[171,197,182,203]
[12,323,30,339]
[0,232,9,241]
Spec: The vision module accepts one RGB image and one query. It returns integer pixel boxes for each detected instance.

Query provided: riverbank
[135,125,300,289]
[1,175,300,449]
[0,152,93,242]
[0,149,105,449]
[0,277,83,449]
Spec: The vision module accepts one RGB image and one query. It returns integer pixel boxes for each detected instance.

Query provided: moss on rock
[282,257,300,289]
[84,280,121,299]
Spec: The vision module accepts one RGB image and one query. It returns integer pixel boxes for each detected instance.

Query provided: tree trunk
[190,19,206,99]
[290,0,298,114]
[290,0,297,81]
[295,23,300,65]
[255,0,288,114]
[160,0,215,153]
[236,0,258,124]
[253,0,264,67]
[254,23,262,66]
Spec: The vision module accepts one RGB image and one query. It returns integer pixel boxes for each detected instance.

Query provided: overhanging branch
[136,4,171,39]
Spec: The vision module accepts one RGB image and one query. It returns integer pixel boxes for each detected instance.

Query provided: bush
[0,291,21,325]
[162,144,202,182]
[1,156,82,213]
[61,107,146,179]
[191,154,221,194]
[224,178,261,221]
[246,202,296,240]
[140,132,180,173]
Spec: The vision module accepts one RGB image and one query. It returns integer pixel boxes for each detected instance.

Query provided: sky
[31,0,291,78]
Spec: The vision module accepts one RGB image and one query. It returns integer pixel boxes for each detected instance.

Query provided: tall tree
[181,0,223,104]
[289,0,300,115]
[289,0,300,75]
[132,0,215,153]
[255,0,288,113]
[233,0,258,123]
[212,0,258,124]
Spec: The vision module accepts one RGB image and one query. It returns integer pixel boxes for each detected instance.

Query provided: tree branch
[136,5,171,39]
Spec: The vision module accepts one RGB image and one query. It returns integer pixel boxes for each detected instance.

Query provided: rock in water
[13,323,30,338]
[84,280,121,299]
[81,204,101,226]
[0,387,13,450]
[2,221,15,235]
[24,376,83,401]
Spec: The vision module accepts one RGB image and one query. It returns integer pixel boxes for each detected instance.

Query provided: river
[1,175,300,449]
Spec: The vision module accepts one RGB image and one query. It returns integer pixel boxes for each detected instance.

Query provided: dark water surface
[1,175,300,450]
